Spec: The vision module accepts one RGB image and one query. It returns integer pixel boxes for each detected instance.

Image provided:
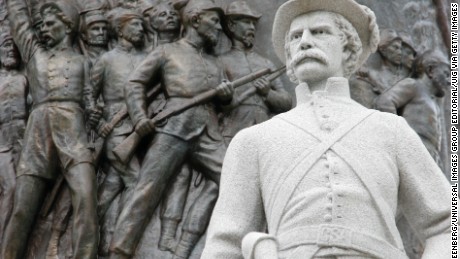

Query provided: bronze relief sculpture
[0,0,452,258]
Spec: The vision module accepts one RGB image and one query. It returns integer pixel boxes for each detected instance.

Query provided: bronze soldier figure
[109,0,233,258]
[90,7,147,256]
[44,3,111,258]
[374,50,450,170]
[0,24,28,243]
[1,0,99,258]
[220,0,291,145]
[79,1,109,64]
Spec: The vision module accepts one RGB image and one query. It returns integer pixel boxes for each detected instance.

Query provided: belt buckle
[317,225,352,247]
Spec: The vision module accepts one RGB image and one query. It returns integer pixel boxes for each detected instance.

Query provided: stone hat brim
[272,0,379,65]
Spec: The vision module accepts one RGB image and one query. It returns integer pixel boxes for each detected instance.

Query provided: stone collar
[296,77,351,105]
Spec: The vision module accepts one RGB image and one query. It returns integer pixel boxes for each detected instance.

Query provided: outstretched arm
[6,0,39,63]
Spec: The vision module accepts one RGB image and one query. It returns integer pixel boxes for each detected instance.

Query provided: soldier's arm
[88,57,108,130]
[125,47,164,126]
[373,78,417,114]
[395,117,450,258]
[6,0,39,63]
[262,61,292,113]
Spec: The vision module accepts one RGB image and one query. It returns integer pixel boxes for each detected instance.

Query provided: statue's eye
[312,29,325,35]
[291,33,302,41]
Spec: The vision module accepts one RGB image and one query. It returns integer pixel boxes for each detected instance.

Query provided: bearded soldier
[109,0,234,258]
[220,0,291,145]
[89,7,147,256]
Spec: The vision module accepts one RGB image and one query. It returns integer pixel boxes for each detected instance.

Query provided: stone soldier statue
[90,7,147,256]
[1,0,100,258]
[220,0,291,145]
[0,24,28,243]
[108,0,234,258]
[374,50,450,170]
[202,0,450,258]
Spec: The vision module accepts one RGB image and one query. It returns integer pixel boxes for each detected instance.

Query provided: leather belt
[278,225,408,259]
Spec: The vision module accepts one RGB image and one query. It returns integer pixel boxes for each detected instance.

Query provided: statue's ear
[66,25,72,34]
[190,15,200,29]
[342,48,352,64]
[426,65,434,79]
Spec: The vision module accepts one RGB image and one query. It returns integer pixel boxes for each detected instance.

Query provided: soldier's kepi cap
[107,7,143,32]
[81,10,107,27]
[41,0,80,33]
[272,0,380,66]
[183,0,224,18]
[225,0,261,19]
[80,0,108,26]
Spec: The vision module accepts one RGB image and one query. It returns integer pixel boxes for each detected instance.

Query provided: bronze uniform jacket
[125,38,226,141]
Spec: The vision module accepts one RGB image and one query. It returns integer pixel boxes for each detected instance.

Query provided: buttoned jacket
[0,70,28,124]
[220,47,291,139]
[7,0,92,108]
[202,78,450,259]
[125,38,226,141]
[91,45,147,136]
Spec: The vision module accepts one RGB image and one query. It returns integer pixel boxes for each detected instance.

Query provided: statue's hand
[216,80,234,101]
[135,118,154,137]
[97,123,111,138]
[254,77,270,96]
[87,107,102,129]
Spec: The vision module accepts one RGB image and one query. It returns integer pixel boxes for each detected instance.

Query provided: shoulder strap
[269,110,377,234]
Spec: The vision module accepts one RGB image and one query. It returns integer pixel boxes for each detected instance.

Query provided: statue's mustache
[291,49,328,67]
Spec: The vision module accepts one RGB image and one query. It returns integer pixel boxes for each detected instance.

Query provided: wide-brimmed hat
[272,0,379,66]
[226,0,261,19]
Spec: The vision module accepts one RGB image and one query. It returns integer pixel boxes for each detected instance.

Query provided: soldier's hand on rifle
[216,80,234,101]
[98,123,112,138]
[87,107,102,129]
[135,118,154,137]
[254,77,271,96]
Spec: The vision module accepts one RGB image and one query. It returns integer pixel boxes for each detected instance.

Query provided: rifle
[98,84,163,137]
[112,67,272,164]
[232,66,286,107]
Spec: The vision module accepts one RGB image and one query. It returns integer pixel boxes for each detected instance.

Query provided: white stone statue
[201,0,450,258]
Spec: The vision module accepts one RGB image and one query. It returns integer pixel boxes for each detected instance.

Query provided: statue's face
[41,13,68,48]
[430,63,450,97]
[150,5,180,32]
[85,21,108,47]
[196,10,222,46]
[0,39,19,69]
[380,39,402,66]
[228,16,257,48]
[288,12,345,83]
[120,18,145,46]
[402,44,415,70]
